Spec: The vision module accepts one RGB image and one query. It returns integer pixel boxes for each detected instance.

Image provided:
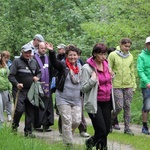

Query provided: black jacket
[49,51,69,92]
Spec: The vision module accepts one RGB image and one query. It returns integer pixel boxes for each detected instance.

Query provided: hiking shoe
[142,126,150,135]
[113,124,120,130]
[43,125,52,132]
[80,132,90,137]
[85,137,94,150]
[124,129,134,135]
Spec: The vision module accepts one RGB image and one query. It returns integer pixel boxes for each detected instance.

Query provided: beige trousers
[57,104,81,144]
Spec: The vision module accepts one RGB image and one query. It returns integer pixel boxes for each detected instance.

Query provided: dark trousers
[12,89,35,134]
[34,96,54,128]
[88,101,111,147]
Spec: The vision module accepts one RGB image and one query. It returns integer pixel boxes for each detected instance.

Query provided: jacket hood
[143,48,150,55]
[86,57,108,71]
[86,57,96,68]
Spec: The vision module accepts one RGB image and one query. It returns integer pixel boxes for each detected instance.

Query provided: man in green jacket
[137,36,150,135]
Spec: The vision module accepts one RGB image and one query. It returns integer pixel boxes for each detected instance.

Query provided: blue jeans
[142,88,150,111]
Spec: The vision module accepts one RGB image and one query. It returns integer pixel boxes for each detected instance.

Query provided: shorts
[142,88,150,111]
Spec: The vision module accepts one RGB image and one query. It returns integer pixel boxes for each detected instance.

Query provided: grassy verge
[0,123,85,150]
[1,120,150,150]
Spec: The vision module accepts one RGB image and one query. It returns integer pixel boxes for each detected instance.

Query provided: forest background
[0,0,150,124]
[0,0,150,58]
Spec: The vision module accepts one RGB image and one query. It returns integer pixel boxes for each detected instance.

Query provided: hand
[109,67,115,78]
[33,76,39,82]
[91,71,97,80]
[45,42,53,51]
[17,83,23,90]
[146,83,150,89]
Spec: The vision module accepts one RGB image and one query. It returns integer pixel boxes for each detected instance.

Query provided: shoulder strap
[21,58,35,76]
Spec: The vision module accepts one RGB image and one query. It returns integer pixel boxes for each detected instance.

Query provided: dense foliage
[0,0,150,59]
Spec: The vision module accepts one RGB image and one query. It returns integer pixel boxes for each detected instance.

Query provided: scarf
[66,58,79,74]
[115,50,130,58]
[35,53,50,97]
[66,58,80,84]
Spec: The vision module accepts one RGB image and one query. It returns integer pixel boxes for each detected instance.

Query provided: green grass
[108,132,150,150]
[0,123,85,150]
[1,117,150,150]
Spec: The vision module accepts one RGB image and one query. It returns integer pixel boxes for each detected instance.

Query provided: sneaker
[7,115,12,122]
[80,132,90,137]
[113,124,120,130]
[43,125,52,132]
[142,126,150,135]
[124,129,134,135]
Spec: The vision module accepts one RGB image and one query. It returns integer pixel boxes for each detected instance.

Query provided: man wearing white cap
[56,44,66,60]
[137,36,150,135]
[8,44,41,137]
[27,34,45,55]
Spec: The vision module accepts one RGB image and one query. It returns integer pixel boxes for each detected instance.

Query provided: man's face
[22,50,32,60]
[146,42,150,50]
[58,48,65,55]
[38,42,46,55]
[34,39,41,47]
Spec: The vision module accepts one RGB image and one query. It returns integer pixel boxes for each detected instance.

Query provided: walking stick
[111,87,116,113]
[12,89,20,120]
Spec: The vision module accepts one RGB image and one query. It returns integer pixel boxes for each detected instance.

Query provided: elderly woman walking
[47,43,82,149]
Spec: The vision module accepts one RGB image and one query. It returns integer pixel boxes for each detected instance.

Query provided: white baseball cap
[57,44,66,49]
[145,37,150,44]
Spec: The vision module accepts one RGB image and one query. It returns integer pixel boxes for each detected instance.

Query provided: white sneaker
[7,115,12,122]
[80,132,90,137]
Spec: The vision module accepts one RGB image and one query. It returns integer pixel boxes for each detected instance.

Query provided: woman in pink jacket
[81,43,113,150]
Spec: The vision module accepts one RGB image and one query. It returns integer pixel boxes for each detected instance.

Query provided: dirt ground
[15,116,147,150]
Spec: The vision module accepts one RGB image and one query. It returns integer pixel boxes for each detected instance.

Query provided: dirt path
[15,116,144,150]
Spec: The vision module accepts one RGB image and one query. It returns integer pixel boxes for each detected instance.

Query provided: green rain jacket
[137,48,150,88]
[27,81,45,110]
[0,67,12,94]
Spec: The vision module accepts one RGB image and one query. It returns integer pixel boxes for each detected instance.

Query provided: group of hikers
[0,34,150,150]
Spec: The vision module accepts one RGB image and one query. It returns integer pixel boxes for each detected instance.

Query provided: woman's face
[94,52,107,63]
[120,43,131,52]
[66,50,78,65]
